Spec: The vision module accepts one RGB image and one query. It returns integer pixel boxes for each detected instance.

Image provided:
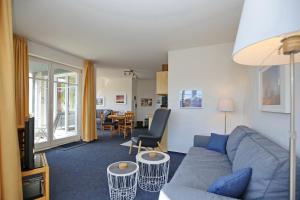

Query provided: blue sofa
[159,126,300,200]
[96,109,113,129]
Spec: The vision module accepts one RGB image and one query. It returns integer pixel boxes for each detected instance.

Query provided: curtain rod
[29,53,82,71]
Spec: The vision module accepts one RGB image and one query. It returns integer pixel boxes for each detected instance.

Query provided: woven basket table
[136,151,170,192]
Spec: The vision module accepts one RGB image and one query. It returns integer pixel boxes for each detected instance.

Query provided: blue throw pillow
[207,133,229,154]
[208,168,252,198]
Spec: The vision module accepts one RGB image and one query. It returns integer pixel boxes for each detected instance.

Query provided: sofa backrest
[226,126,255,163]
[96,109,113,121]
[232,132,300,199]
[96,109,102,118]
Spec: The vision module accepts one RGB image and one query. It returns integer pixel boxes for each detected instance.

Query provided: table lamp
[218,98,234,134]
[232,0,300,199]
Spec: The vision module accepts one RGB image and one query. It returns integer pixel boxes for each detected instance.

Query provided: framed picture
[259,65,290,113]
[115,94,127,104]
[141,98,153,107]
[180,90,203,108]
[96,96,104,106]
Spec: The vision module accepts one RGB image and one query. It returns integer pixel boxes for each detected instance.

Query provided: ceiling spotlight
[123,69,137,79]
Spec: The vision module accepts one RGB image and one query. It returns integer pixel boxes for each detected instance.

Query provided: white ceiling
[13,0,243,78]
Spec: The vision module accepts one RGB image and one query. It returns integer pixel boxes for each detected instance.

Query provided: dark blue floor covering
[46,131,185,200]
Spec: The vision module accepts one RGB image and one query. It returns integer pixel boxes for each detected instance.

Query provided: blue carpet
[46,131,185,200]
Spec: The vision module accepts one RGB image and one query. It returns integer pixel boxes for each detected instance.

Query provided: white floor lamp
[232,1,300,199]
[218,98,234,134]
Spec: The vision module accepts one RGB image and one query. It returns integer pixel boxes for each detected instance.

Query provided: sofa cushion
[160,183,238,200]
[207,133,229,154]
[96,109,101,118]
[226,126,254,163]
[170,147,232,190]
[208,167,252,198]
[233,133,290,199]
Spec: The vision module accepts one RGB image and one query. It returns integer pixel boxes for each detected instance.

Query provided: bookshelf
[22,153,49,200]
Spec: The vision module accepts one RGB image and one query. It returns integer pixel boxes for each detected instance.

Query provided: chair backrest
[125,112,134,126]
[149,109,171,139]
[100,112,105,124]
[111,111,118,115]
[125,111,134,115]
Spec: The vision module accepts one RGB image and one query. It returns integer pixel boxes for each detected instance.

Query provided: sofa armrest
[159,184,239,200]
[194,135,210,148]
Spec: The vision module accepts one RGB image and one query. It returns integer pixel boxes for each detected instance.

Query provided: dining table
[107,114,125,121]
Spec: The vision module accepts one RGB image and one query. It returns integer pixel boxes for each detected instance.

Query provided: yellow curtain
[0,0,23,199]
[82,60,97,142]
[13,34,29,127]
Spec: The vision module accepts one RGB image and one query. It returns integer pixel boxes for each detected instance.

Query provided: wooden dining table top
[107,114,125,120]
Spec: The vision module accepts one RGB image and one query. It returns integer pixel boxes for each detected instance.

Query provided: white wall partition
[244,65,300,156]
[136,79,158,121]
[29,41,83,69]
[95,67,133,112]
[167,43,249,153]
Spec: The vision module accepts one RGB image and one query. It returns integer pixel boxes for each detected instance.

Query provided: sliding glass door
[29,57,81,150]
[52,66,80,144]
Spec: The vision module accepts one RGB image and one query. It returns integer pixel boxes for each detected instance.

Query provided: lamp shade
[233,0,300,66]
[218,98,234,112]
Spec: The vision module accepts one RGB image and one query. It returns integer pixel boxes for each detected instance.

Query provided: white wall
[168,43,249,153]
[95,67,133,112]
[132,79,138,117]
[29,41,84,69]
[136,79,158,122]
[245,65,300,156]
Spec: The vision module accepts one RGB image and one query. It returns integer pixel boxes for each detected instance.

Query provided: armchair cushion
[131,135,160,148]
[131,128,149,137]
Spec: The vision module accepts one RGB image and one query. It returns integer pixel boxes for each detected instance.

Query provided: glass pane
[53,68,78,140]
[33,80,48,143]
[54,69,78,84]
[29,60,49,80]
[68,85,77,130]
[29,59,49,144]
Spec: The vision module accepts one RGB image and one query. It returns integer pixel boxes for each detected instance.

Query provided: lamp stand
[224,111,227,134]
[282,35,300,200]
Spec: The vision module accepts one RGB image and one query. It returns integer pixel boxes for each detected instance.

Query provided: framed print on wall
[115,94,127,104]
[96,96,104,106]
[180,90,203,108]
[141,98,153,107]
[259,65,290,113]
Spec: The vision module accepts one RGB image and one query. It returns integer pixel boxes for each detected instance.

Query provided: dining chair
[101,112,117,137]
[119,111,134,139]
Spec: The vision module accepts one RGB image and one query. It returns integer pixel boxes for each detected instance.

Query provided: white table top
[107,161,139,176]
[136,151,170,165]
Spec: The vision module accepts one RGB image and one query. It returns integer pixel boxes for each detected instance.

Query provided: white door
[29,57,81,150]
